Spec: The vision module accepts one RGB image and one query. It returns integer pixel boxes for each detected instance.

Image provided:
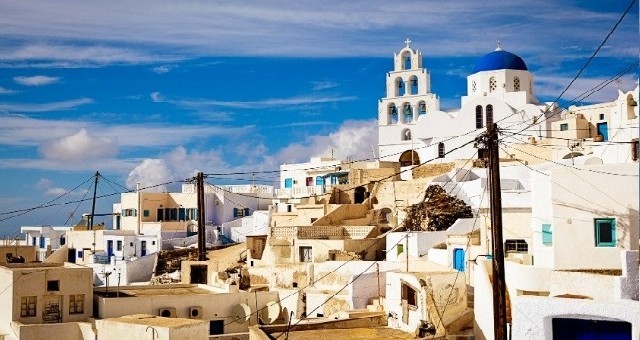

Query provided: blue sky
[0,0,637,235]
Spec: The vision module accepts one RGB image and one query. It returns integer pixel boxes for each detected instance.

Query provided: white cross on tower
[404,38,411,48]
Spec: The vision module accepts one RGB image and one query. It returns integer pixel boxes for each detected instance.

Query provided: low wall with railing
[270,225,376,240]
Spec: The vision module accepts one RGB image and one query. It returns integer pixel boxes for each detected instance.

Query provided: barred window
[505,239,528,253]
[489,77,497,92]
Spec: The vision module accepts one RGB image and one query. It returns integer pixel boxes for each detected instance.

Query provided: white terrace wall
[511,296,640,340]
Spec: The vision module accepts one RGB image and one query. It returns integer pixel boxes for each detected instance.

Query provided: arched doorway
[399,150,420,166]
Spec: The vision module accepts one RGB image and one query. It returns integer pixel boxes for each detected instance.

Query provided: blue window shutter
[542,224,552,246]
[244,208,250,217]
[233,208,238,218]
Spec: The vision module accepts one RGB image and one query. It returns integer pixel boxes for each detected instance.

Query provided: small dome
[472,48,528,74]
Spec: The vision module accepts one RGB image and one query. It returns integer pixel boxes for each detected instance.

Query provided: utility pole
[196,172,207,261]
[90,171,99,255]
[89,171,99,230]
[476,123,507,339]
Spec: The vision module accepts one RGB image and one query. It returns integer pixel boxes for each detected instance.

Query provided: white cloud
[34,177,89,196]
[0,98,93,113]
[151,65,173,74]
[272,119,378,164]
[39,128,118,161]
[0,87,17,94]
[125,146,229,190]
[126,159,173,192]
[14,75,60,86]
[35,178,53,190]
[0,1,634,62]
[535,74,638,104]
[311,81,338,90]
[150,92,163,102]
[174,94,357,109]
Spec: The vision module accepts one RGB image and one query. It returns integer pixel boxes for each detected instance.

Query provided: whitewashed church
[378,40,559,165]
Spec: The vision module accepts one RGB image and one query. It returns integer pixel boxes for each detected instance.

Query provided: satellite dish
[259,301,281,325]
[231,303,251,324]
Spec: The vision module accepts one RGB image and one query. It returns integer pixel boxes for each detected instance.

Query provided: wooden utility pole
[196,172,207,261]
[487,123,508,339]
[89,171,99,230]
[476,123,508,339]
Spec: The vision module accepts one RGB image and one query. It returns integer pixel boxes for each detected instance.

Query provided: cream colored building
[0,262,94,339]
[93,284,281,337]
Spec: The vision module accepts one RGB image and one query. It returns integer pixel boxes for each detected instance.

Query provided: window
[514,77,520,91]
[475,105,484,129]
[122,208,137,217]
[116,240,123,251]
[315,176,325,186]
[402,129,411,141]
[157,208,164,221]
[632,139,638,162]
[20,296,36,317]
[306,177,313,186]
[233,208,251,218]
[489,77,497,92]
[486,105,493,126]
[438,142,445,158]
[186,208,198,220]
[299,246,312,262]
[401,282,417,308]
[397,244,404,255]
[419,102,427,116]
[47,280,60,291]
[560,123,569,131]
[542,224,552,246]
[69,294,84,314]
[599,113,605,120]
[472,81,477,93]
[594,218,616,247]
[505,239,528,253]
[60,237,65,246]
[143,210,149,217]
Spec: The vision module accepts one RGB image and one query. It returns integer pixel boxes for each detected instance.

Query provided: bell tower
[378,39,440,163]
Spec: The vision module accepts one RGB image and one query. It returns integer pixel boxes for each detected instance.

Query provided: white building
[378,41,558,168]
[20,225,73,261]
[276,157,344,199]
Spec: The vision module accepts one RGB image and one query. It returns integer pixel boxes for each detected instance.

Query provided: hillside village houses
[6,41,638,339]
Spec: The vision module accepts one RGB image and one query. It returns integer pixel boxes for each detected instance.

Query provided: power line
[504,0,638,136]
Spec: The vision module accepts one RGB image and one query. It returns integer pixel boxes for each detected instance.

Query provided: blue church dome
[472,48,528,74]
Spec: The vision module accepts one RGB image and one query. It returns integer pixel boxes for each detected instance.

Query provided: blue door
[107,240,114,258]
[39,236,45,249]
[141,241,147,257]
[453,248,465,271]
[284,178,293,188]
[597,122,608,141]
[552,318,631,339]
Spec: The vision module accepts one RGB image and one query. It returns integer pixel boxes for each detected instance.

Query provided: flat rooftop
[95,284,216,298]
[270,327,414,340]
[0,262,87,270]
[105,314,205,328]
